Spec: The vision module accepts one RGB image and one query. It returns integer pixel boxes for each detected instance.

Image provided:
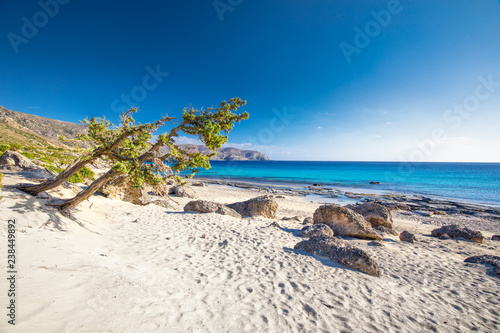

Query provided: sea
[192,161,500,207]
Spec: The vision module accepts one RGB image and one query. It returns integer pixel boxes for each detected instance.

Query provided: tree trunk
[48,128,169,210]
[18,127,139,196]
[18,158,91,196]
[48,169,121,211]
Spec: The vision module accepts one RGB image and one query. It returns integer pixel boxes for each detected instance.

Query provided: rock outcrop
[346,202,393,229]
[313,205,382,241]
[100,176,151,206]
[184,200,242,219]
[0,150,41,171]
[227,195,278,219]
[172,185,198,199]
[158,144,270,161]
[431,225,484,243]
[294,236,381,277]
[301,224,334,238]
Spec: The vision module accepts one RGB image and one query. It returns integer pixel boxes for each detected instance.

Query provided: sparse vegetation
[21,151,36,159]
[0,105,88,172]
[0,172,3,188]
[41,164,94,184]
[39,156,55,164]
[68,172,84,183]
[43,164,64,174]
[0,144,10,152]
[80,166,95,180]
[67,166,95,184]
[9,143,21,151]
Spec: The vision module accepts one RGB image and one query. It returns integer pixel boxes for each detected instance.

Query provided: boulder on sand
[294,236,381,277]
[346,202,393,229]
[376,226,399,236]
[464,255,500,277]
[281,216,303,222]
[184,200,242,219]
[431,225,484,243]
[227,195,278,219]
[313,205,382,241]
[172,185,198,199]
[303,217,314,225]
[301,224,334,238]
[100,176,151,206]
[399,230,416,243]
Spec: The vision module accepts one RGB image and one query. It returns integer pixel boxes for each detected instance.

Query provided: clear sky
[1,0,499,162]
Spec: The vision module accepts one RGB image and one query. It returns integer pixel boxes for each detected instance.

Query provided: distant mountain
[0,106,270,161]
[169,144,271,161]
[0,105,86,148]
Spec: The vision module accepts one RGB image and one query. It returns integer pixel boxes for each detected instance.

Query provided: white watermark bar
[6,218,17,326]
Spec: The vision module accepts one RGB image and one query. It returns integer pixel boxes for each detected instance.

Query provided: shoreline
[196,177,500,217]
[196,160,500,208]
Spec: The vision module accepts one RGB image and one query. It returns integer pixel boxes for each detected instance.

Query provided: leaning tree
[48,98,249,210]
[18,108,172,196]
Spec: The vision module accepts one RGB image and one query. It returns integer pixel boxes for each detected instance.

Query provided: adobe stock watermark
[213,0,243,22]
[7,0,71,54]
[110,64,169,114]
[248,106,296,145]
[386,73,499,184]
[339,0,404,64]
[6,218,17,326]
[224,106,296,176]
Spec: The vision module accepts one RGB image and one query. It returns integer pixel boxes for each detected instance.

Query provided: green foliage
[43,164,64,174]
[0,172,3,188]
[115,98,249,188]
[9,143,21,151]
[72,108,172,164]
[80,166,94,180]
[160,98,249,180]
[39,156,54,164]
[49,151,74,164]
[42,163,92,183]
[0,144,9,153]
[68,172,84,183]
[21,151,36,159]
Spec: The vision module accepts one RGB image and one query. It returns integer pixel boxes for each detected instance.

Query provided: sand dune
[1,171,499,332]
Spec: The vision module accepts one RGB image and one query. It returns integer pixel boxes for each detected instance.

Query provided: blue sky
[1,0,499,162]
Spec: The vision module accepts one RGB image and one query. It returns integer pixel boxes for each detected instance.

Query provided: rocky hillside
[160,144,270,161]
[0,105,86,148]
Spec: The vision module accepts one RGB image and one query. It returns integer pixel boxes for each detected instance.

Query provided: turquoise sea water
[194,161,500,206]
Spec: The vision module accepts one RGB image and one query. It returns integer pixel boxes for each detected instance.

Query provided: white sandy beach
[1,171,500,333]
